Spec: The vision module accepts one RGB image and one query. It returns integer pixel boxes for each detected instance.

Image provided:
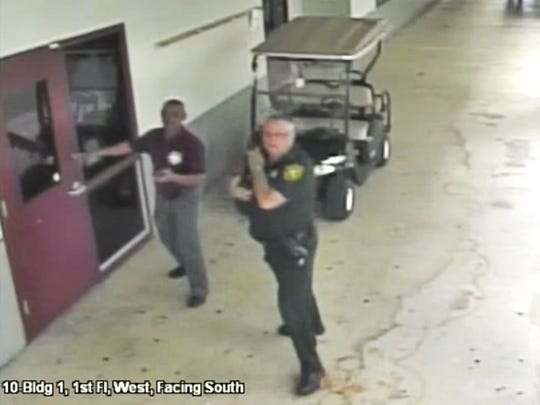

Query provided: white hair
[264,114,295,136]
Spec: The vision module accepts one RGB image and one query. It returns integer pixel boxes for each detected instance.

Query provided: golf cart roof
[251,16,388,61]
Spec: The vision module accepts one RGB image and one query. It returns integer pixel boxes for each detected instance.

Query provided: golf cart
[238,16,392,220]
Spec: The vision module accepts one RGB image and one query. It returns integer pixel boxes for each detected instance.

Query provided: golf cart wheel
[322,173,355,221]
[376,135,391,167]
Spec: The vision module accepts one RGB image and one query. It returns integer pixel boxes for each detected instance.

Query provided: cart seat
[349,120,370,140]
[351,86,374,107]
[293,117,370,141]
[293,117,341,132]
[286,85,373,108]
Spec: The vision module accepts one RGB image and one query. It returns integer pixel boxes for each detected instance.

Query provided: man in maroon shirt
[74,99,209,307]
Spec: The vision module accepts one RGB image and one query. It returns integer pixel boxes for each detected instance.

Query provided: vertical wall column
[288,0,378,19]
[350,0,377,17]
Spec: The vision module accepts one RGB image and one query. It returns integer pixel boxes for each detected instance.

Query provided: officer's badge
[283,164,304,182]
[167,151,183,166]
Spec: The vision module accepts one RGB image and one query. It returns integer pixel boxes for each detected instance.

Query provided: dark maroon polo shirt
[131,126,205,199]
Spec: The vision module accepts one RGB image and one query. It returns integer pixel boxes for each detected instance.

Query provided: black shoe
[168,266,186,279]
[295,370,325,396]
[187,295,206,308]
[277,324,325,337]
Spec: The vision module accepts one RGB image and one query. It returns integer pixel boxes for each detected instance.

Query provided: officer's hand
[246,148,264,171]
[229,176,252,201]
[228,176,241,195]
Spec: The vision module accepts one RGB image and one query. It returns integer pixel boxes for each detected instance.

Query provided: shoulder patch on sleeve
[283,164,305,182]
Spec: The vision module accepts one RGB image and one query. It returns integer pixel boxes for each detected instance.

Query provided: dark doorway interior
[64,32,146,266]
[262,0,289,34]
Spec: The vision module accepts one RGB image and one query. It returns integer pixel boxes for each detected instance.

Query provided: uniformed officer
[230,115,326,396]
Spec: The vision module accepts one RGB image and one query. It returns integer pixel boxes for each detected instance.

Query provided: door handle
[67,181,87,197]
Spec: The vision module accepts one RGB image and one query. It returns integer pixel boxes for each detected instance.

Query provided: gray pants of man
[154,187,208,298]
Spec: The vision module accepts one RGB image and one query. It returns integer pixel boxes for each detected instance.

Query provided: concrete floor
[2,0,540,404]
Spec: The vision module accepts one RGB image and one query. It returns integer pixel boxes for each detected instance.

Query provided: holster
[282,224,315,259]
[282,238,309,259]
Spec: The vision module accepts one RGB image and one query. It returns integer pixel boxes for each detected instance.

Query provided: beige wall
[350,0,377,17]
[301,0,351,16]
[287,0,377,20]
[287,0,304,19]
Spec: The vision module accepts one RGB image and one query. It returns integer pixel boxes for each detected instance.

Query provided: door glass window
[65,35,146,266]
[66,49,129,181]
[2,81,61,202]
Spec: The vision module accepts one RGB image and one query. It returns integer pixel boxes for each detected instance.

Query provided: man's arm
[73,141,133,160]
[95,141,134,157]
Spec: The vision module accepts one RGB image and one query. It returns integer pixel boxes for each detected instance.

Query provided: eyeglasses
[263,130,290,137]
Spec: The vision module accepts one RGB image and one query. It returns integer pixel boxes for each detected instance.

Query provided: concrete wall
[288,0,378,19]
[301,0,351,16]
[287,0,304,19]
[350,0,377,17]
[190,88,252,189]
[0,229,26,368]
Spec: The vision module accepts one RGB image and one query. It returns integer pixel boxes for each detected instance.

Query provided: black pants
[263,227,324,373]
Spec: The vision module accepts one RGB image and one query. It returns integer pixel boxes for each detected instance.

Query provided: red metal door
[0,48,99,340]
